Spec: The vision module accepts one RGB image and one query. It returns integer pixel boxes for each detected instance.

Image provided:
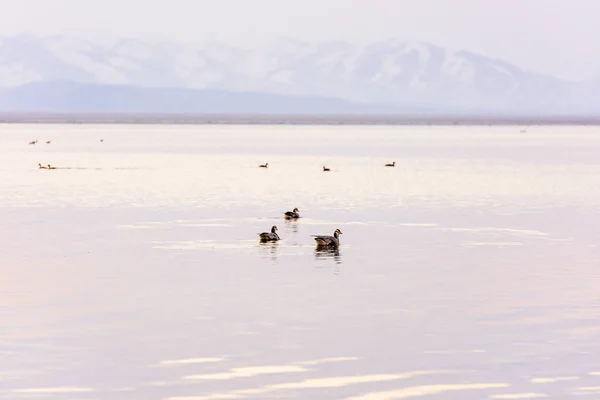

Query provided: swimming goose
[38,163,48,169]
[312,229,343,247]
[47,164,56,170]
[284,207,300,219]
[323,166,330,172]
[29,140,37,145]
[46,141,51,144]
[385,161,395,167]
[259,225,280,242]
[259,163,268,168]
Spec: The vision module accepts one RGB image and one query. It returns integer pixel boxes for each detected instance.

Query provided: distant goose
[38,163,48,169]
[259,162,268,168]
[47,164,56,170]
[323,166,330,172]
[29,140,37,145]
[259,225,280,242]
[385,161,395,167]
[284,207,300,219]
[100,139,104,142]
[312,229,343,247]
[46,141,51,144]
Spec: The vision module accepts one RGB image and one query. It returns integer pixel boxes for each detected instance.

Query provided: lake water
[1,124,599,399]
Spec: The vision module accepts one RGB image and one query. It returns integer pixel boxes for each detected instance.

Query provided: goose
[259,163,268,168]
[38,163,48,169]
[47,164,56,170]
[312,229,343,247]
[323,166,330,172]
[284,208,300,219]
[385,161,395,167]
[259,225,280,242]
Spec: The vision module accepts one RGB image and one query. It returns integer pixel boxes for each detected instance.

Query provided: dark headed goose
[312,229,343,247]
[284,208,300,219]
[259,225,280,242]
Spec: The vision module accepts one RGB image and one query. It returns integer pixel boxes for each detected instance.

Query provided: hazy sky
[2,0,600,81]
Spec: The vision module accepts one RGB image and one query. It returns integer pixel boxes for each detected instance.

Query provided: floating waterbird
[259,162,268,168]
[385,161,395,167]
[259,225,280,242]
[323,166,330,172]
[284,207,300,219]
[312,229,343,247]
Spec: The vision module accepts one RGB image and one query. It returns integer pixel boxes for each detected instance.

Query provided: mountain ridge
[0,80,417,114]
[0,35,598,114]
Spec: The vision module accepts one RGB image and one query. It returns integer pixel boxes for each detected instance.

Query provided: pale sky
[2,0,600,81]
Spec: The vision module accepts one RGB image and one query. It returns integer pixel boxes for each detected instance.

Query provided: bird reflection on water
[259,242,279,261]
[284,218,299,233]
[314,246,342,265]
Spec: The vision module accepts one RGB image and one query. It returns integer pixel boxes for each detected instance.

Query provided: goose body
[312,229,343,247]
[38,163,47,169]
[46,141,51,144]
[385,161,395,167]
[29,140,37,145]
[323,166,330,172]
[47,164,56,170]
[284,207,300,219]
[259,163,268,168]
[259,225,280,242]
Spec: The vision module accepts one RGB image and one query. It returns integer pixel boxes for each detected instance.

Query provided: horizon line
[1,112,599,126]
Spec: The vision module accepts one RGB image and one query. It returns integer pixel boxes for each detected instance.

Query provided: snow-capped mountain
[0,35,597,113]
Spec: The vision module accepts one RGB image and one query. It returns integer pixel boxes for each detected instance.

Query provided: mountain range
[0,35,598,114]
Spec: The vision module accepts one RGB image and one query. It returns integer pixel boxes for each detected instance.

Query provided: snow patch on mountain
[0,35,598,113]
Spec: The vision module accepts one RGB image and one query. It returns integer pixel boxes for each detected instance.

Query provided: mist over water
[1,124,599,399]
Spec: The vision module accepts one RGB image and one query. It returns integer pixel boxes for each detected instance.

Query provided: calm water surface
[1,124,600,399]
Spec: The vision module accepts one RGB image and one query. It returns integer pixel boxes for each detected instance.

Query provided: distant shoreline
[0,113,599,125]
